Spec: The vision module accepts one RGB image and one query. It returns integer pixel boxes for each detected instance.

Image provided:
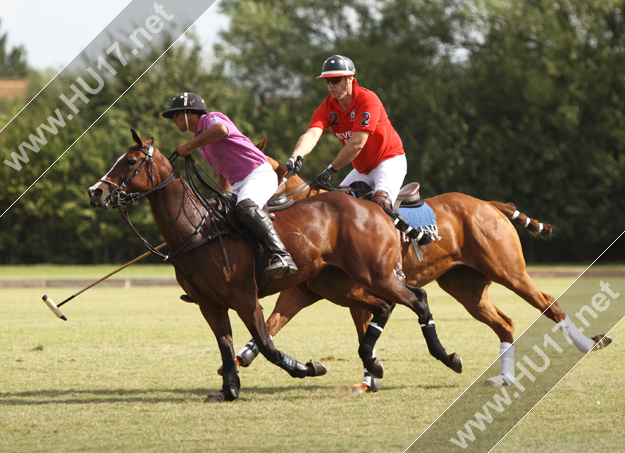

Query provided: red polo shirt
[308,80,404,174]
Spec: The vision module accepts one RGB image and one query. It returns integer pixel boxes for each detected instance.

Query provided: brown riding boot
[235,199,298,279]
[372,191,393,211]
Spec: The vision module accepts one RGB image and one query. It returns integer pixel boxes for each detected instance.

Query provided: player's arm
[291,127,324,158]
[176,123,229,157]
[330,131,370,170]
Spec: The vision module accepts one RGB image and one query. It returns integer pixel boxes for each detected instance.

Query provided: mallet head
[42,295,67,321]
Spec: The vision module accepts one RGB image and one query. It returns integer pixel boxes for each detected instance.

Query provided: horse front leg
[199,304,241,403]
[239,300,326,379]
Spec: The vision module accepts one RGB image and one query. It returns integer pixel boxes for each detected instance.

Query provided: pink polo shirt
[195,112,267,184]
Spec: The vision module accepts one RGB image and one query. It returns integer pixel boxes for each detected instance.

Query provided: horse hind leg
[403,284,463,373]
[228,283,324,373]
[496,271,612,353]
[240,302,326,379]
[437,266,516,387]
[306,268,397,386]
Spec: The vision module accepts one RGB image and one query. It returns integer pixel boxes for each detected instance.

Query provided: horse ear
[131,129,143,146]
[255,137,267,153]
[145,137,154,146]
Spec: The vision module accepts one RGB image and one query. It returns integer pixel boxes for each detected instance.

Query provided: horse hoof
[306,361,327,377]
[446,353,463,374]
[217,360,241,376]
[238,349,258,368]
[204,389,238,403]
[204,391,226,403]
[364,358,384,379]
[179,294,197,304]
[483,375,508,388]
[591,334,612,351]
[350,380,379,394]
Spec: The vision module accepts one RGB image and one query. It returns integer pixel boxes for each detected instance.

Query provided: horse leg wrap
[363,368,380,392]
[271,351,308,378]
[421,321,449,361]
[557,316,595,353]
[358,315,388,379]
[220,360,240,401]
[237,338,260,367]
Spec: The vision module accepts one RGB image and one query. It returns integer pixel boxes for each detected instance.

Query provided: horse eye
[127,157,137,165]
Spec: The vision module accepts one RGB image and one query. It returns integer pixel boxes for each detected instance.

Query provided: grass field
[1,270,623,452]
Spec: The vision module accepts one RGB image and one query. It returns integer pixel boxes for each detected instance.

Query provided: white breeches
[339,154,407,204]
[231,162,278,208]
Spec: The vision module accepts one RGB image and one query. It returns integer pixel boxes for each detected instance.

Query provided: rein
[102,144,177,209]
[282,177,371,201]
[108,144,236,275]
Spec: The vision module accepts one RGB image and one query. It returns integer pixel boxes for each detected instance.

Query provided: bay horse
[233,155,612,391]
[87,130,461,402]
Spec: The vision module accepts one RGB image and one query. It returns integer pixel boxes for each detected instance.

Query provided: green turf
[1,263,623,281]
[0,277,623,452]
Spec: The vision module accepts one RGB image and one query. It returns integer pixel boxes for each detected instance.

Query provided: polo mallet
[42,242,167,321]
[280,168,295,186]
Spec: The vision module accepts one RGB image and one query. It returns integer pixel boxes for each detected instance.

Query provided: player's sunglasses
[324,77,344,85]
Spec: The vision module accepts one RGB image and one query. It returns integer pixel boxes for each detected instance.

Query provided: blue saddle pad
[398,202,437,231]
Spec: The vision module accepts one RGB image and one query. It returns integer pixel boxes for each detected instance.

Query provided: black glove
[285,154,304,174]
[314,165,338,188]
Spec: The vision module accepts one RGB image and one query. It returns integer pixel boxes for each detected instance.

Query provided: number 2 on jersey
[360,112,370,127]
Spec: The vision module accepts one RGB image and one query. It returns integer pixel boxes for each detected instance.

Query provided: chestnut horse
[87,131,461,402]
[234,156,612,391]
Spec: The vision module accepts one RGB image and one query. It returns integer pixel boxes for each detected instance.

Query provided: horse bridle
[99,144,177,208]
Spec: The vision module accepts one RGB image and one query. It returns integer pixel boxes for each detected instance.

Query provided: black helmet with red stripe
[316,55,356,79]
[162,92,208,118]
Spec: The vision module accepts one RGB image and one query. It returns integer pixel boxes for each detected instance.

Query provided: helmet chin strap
[184,112,189,131]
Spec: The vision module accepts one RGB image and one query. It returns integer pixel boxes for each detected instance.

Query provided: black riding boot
[235,199,298,279]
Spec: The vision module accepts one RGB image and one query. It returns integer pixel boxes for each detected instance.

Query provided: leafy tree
[0,20,27,77]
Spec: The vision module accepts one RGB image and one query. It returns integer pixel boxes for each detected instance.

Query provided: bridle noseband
[100,144,177,208]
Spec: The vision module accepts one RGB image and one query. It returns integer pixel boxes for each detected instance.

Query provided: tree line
[1,0,624,264]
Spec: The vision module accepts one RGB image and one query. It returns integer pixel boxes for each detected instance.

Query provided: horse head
[88,129,174,210]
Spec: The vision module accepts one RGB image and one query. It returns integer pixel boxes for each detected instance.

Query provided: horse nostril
[88,187,103,200]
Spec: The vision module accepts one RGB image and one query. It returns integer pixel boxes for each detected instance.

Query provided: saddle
[267,185,294,212]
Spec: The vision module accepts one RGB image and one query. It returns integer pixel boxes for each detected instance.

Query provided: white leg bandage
[362,368,373,387]
[500,342,515,385]
[557,316,595,353]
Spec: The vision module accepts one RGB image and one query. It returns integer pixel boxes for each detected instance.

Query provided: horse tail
[489,201,553,237]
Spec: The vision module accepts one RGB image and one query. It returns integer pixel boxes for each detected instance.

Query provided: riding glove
[314,164,337,187]
[285,154,304,174]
